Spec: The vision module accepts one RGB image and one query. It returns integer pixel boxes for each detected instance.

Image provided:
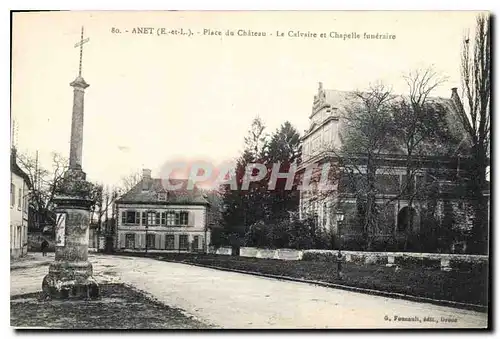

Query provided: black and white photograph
[9,10,491,329]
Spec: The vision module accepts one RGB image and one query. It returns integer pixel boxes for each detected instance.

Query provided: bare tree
[92,185,120,234]
[455,14,491,254]
[394,67,448,249]
[338,83,397,250]
[121,170,143,193]
[17,152,69,227]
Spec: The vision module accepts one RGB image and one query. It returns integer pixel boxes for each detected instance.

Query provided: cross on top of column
[74,26,90,78]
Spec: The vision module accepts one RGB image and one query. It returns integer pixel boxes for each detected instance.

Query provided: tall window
[161,212,167,225]
[18,188,22,210]
[146,234,156,249]
[122,211,140,225]
[166,212,176,226]
[179,235,189,250]
[23,195,28,213]
[165,211,190,226]
[165,235,175,250]
[147,212,155,226]
[125,234,135,248]
[10,183,15,207]
[179,212,189,225]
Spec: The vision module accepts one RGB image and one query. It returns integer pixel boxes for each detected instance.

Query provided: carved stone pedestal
[41,170,99,300]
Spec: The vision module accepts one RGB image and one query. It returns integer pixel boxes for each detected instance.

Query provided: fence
[226,246,488,271]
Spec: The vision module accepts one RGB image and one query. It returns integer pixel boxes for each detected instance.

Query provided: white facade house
[115,169,211,253]
[10,148,31,259]
[298,83,348,231]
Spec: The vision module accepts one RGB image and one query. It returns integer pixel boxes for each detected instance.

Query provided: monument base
[42,261,99,300]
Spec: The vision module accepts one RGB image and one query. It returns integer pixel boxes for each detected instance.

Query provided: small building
[10,148,31,259]
[115,169,211,253]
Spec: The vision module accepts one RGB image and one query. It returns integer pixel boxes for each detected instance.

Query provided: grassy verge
[11,283,211,329]
[117,252,487,307]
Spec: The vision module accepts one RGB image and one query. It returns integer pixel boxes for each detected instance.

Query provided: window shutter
[120,233,126,248]
[121,211,126,225]
[155,234,161,249]
[188,211,194,227]
[136,233,143,249]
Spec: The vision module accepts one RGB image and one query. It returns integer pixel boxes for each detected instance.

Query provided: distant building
[115,169,211,252]
[10,148,31,258]
[297,83,476,252]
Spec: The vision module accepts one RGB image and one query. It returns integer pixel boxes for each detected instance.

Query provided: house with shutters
[115,169,211,252]
[10,147,31,259]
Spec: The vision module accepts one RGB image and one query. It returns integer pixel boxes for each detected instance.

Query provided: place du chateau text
[111,27,397,40]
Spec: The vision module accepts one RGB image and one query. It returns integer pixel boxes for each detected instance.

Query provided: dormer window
[158,193,167,201]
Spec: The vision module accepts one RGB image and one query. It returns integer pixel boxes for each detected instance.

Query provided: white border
[3,2,497,338]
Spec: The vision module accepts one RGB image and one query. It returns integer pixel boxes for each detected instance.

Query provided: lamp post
[145,212,149,255]
[335,212,345,279]
[335,212,345,250]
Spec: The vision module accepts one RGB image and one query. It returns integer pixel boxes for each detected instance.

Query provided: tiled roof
[308,88,467,144]
[321,89,459,117]
[11,149,31,188]
[116,178,209,205]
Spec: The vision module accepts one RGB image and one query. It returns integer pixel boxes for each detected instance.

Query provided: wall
[303,249,488,271]
[235,247,488,271]
[240,247,303,260]
[209,246,233,256]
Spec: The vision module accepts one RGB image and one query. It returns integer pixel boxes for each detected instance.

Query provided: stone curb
[158,259,487,314]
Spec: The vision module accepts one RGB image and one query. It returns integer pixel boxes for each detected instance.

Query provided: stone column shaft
[69,87,86,169]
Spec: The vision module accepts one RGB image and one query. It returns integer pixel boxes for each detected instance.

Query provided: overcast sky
[11,11,482,187]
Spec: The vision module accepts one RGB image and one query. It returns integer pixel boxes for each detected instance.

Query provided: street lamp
[335,212,345,250]
[145,210,151,255]
[335,212,345,278]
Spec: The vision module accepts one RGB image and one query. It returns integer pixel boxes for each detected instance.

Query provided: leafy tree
[262,121,302,222]
[221,118,269,245]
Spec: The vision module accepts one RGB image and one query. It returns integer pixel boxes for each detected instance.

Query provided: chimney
[451,87,458,96]
[142,168,152,191]
[11,147,17,166]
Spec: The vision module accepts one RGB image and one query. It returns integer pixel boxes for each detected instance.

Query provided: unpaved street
[11,253,488,329]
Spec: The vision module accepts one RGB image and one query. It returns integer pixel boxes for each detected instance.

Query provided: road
[11,253,488,329]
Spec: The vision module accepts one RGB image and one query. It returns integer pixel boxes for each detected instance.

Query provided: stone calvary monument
[42,27,99,299]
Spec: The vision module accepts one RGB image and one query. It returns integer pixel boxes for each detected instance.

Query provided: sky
[11,11,483,187]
